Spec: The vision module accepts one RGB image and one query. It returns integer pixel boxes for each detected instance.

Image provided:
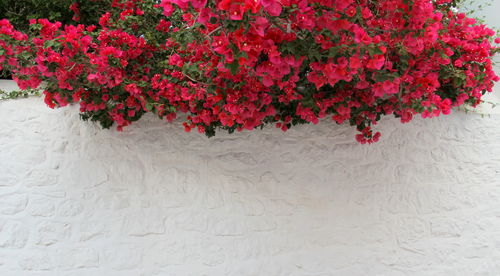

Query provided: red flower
[69,2,80,21]
[251,16,270,36]
[373,79,400,98]
[345,6,357,17]
[191,0,207,9]
[366,55,385,70]
[125,83,142,96]
[260,0,282,16]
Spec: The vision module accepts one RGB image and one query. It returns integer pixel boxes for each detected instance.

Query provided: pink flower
[336,0,353,10]
[260,0,282,16]
[373,79,400,97]
[346,6,357,17]
[251,16,270,37]
[352,25,372,44]
[125,83,142,96]
[366,55,385,70]
[349,56,362,70]
[191,0,207,9]
[160,1,175,16]
[361,7,373,19]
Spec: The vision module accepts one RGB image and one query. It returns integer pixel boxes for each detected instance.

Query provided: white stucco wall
[1,83,500,275]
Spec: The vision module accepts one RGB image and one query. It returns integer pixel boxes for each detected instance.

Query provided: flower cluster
[1,0,498,142]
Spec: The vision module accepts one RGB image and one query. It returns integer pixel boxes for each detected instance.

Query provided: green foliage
[0,70,11,79]
[0,87,41,100]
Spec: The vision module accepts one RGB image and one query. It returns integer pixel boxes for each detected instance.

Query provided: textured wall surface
[1,94,500,276]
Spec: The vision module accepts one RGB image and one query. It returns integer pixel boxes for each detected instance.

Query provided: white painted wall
[1,89,500,275]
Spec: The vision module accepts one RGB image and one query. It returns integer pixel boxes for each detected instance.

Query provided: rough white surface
[1,90,500,276]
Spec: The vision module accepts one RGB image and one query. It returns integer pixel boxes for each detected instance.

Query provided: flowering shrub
[0,0,498,143]
[0,0,110,32]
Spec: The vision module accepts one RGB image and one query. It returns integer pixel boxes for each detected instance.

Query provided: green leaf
[226,61,239,75]
[44,40,56,48]
[368,46,384,56]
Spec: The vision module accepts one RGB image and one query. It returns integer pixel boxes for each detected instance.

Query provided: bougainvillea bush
[0,0,498,143]
[0,0,111,78]
[0,0,111,32]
